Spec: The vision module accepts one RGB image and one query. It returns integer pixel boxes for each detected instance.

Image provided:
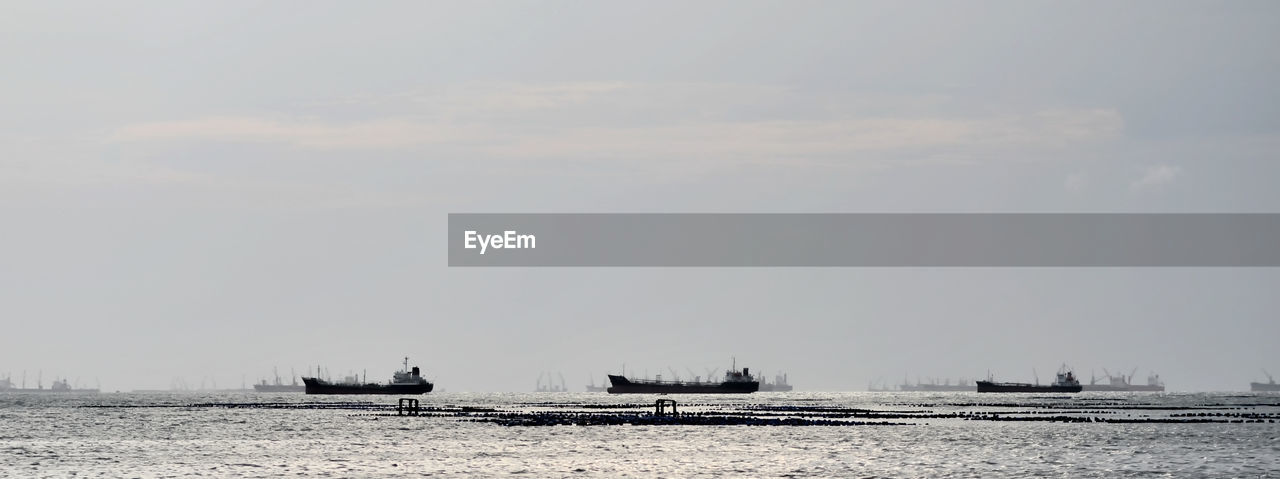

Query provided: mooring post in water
[655,399,677,416]
[398,398,420,416]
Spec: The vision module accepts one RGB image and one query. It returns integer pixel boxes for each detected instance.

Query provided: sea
[2,391,1278,478]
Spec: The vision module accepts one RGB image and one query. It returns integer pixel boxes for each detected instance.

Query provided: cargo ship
[607,363,758,394]
[132,377,250,393]
[1252,371,1280,392]
[535,372,567,392]
[585,375,608,392]
[977,367,1082,393]
[253,368,305,393]
[1081,369,1165,392]
[759,372,793,392]
[899,377,975,392]
[302,357,433,395]
[866,378,897,392]
[0,374,99,393]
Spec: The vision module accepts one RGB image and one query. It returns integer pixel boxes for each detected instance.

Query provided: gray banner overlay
[448,214,1280,267]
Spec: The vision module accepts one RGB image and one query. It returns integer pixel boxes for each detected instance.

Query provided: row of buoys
[890,401,1269,410]
[81,401,386,410]
[1169,411,1280,418]
[466,412,909,427]
[960,414,1272,424]
[692,410,963,420]
[75,398,1278,426]
[331,410,1280,425]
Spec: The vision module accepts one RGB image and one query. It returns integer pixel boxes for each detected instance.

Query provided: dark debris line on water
[74,399,1280,427]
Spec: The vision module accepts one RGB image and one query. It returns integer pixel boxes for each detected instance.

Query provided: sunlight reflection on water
[1,392,1277,477]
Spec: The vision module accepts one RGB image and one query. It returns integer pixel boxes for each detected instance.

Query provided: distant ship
[758,372,793,392]
[534,372,567,392]
[899,377,975,392]
[866,378,898,392]
[1081,369,1165,392]
[585,375,608,392]
[253,368,305,393]
[132,377,251,393]
[1252,370,1280,392]
[607,363,758,394]
[302,357,433,395]
[977,367,1082,393]
[0,374,98,394]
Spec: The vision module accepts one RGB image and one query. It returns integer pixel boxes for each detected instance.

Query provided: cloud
[110,116,494,150]
[1130,164,1183,191]
[107,83,1124,167]
[0,147,444,209]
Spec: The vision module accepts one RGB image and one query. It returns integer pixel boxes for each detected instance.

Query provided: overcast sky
[2,1,1278,392]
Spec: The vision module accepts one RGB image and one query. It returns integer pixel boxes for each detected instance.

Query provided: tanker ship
[607,363,758,394]
[1252,370,1280,392]
[253,367,305,392]
[977,367,1083,393]
[1081,369,1165,392]
[302,357,433,395]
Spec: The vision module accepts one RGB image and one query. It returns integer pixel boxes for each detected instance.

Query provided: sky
[1,1,1278,392]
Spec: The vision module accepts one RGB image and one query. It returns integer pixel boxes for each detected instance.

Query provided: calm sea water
[2,392,1278,478]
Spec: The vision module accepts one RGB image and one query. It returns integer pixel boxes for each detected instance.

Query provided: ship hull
[1252,382,1280,392]
[976,381,1082,393]
[606,375,758,394]
[302,378,433,395]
